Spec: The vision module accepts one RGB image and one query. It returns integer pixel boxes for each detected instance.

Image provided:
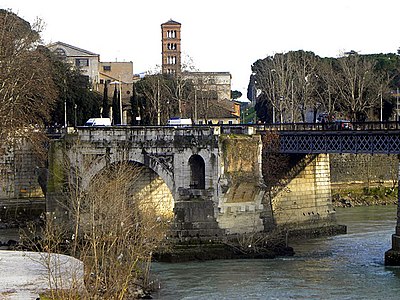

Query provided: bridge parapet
[73,126,221,150]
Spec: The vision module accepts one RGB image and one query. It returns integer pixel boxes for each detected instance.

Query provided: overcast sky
[3,0,400,100]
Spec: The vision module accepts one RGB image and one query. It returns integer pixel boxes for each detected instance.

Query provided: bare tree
[329,53,385,121]
[24,156,173,298]
[0,9,56,155]
[135,73,163,125]
[252,51,321,123]
[291,51,320,122]
[77,162,171,298]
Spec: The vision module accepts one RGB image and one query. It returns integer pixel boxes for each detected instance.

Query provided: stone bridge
[47,126,338,239]
[47,123,400,264]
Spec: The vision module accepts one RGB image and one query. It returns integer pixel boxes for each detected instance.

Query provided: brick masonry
[272,154,335,227]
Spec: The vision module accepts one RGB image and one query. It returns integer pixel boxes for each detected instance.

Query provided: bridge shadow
[261,132,317,200]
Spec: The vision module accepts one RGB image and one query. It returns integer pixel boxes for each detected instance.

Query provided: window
[167,43,177,50]
[99,79,104,84]
[189,155,205,189]
[167,56,177,64]
[166,30,177,38]
[54,48,66,59]
[103,65,111,71]
[75,58,89,67]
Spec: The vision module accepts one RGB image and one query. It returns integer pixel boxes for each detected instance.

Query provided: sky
[3,0,400,101]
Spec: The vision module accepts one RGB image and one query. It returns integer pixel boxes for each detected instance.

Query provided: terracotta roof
[162,19,181,25]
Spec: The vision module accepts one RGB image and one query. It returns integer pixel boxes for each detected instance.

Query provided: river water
[151,205,400,299]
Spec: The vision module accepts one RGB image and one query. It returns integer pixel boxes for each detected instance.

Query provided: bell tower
[161,19,181,75]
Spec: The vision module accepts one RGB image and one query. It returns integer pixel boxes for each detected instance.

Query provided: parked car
[316,113,329,123]
[316,113,335,123]
[167,117,192,127]
[331,119,353,130]
[84,118,111,126]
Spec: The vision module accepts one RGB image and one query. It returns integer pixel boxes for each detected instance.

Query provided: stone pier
[385,156,400,265]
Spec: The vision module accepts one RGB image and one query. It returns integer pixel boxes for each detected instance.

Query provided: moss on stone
[46,140,66,194]
[219,134,260,182]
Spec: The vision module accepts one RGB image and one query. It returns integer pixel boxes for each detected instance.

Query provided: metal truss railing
[276,131,400,154]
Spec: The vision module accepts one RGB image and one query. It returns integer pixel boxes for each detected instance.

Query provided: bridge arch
[82,160,174,218]
[188,154,205,189]
[75,150,175,200]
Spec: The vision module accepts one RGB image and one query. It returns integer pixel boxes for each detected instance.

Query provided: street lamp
[74,103,77,127]
[110,80,123,125]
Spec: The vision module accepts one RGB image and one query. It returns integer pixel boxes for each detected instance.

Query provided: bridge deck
[61,121,400,155]
[251,121,400,154]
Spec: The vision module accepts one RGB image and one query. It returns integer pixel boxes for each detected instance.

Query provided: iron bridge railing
[249,121,400,154]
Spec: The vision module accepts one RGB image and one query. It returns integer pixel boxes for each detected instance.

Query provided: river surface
[151,205,400,299]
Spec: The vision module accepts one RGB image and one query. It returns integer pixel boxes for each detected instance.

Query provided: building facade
[47,41,101,85]
[47,42,135,125]
[182,72,232,101]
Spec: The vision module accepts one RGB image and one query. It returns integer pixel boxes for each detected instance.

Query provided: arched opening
[189,154,205,189]
[83,161,174,223]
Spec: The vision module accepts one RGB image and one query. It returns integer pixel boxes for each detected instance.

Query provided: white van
[167,118,192,126]
[84,118,112,126]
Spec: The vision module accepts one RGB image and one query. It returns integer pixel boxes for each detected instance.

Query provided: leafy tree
[130,82,141,125]
[251,50,398,123]
[47,52,102,127]
[231,90,242,100]
[111,84,120,125]
[102,81,109,118]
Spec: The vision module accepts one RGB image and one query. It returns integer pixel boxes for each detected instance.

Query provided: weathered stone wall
[46,128,355,239]
[217,134,266,234]
[47,127,225,237]
[330,154,399,186]
[272,154,335,227]
[0,141,45,200]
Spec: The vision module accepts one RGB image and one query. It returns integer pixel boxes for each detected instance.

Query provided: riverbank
[332,186,398,207]
[0,250,84,299]
[0,198,45,229]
